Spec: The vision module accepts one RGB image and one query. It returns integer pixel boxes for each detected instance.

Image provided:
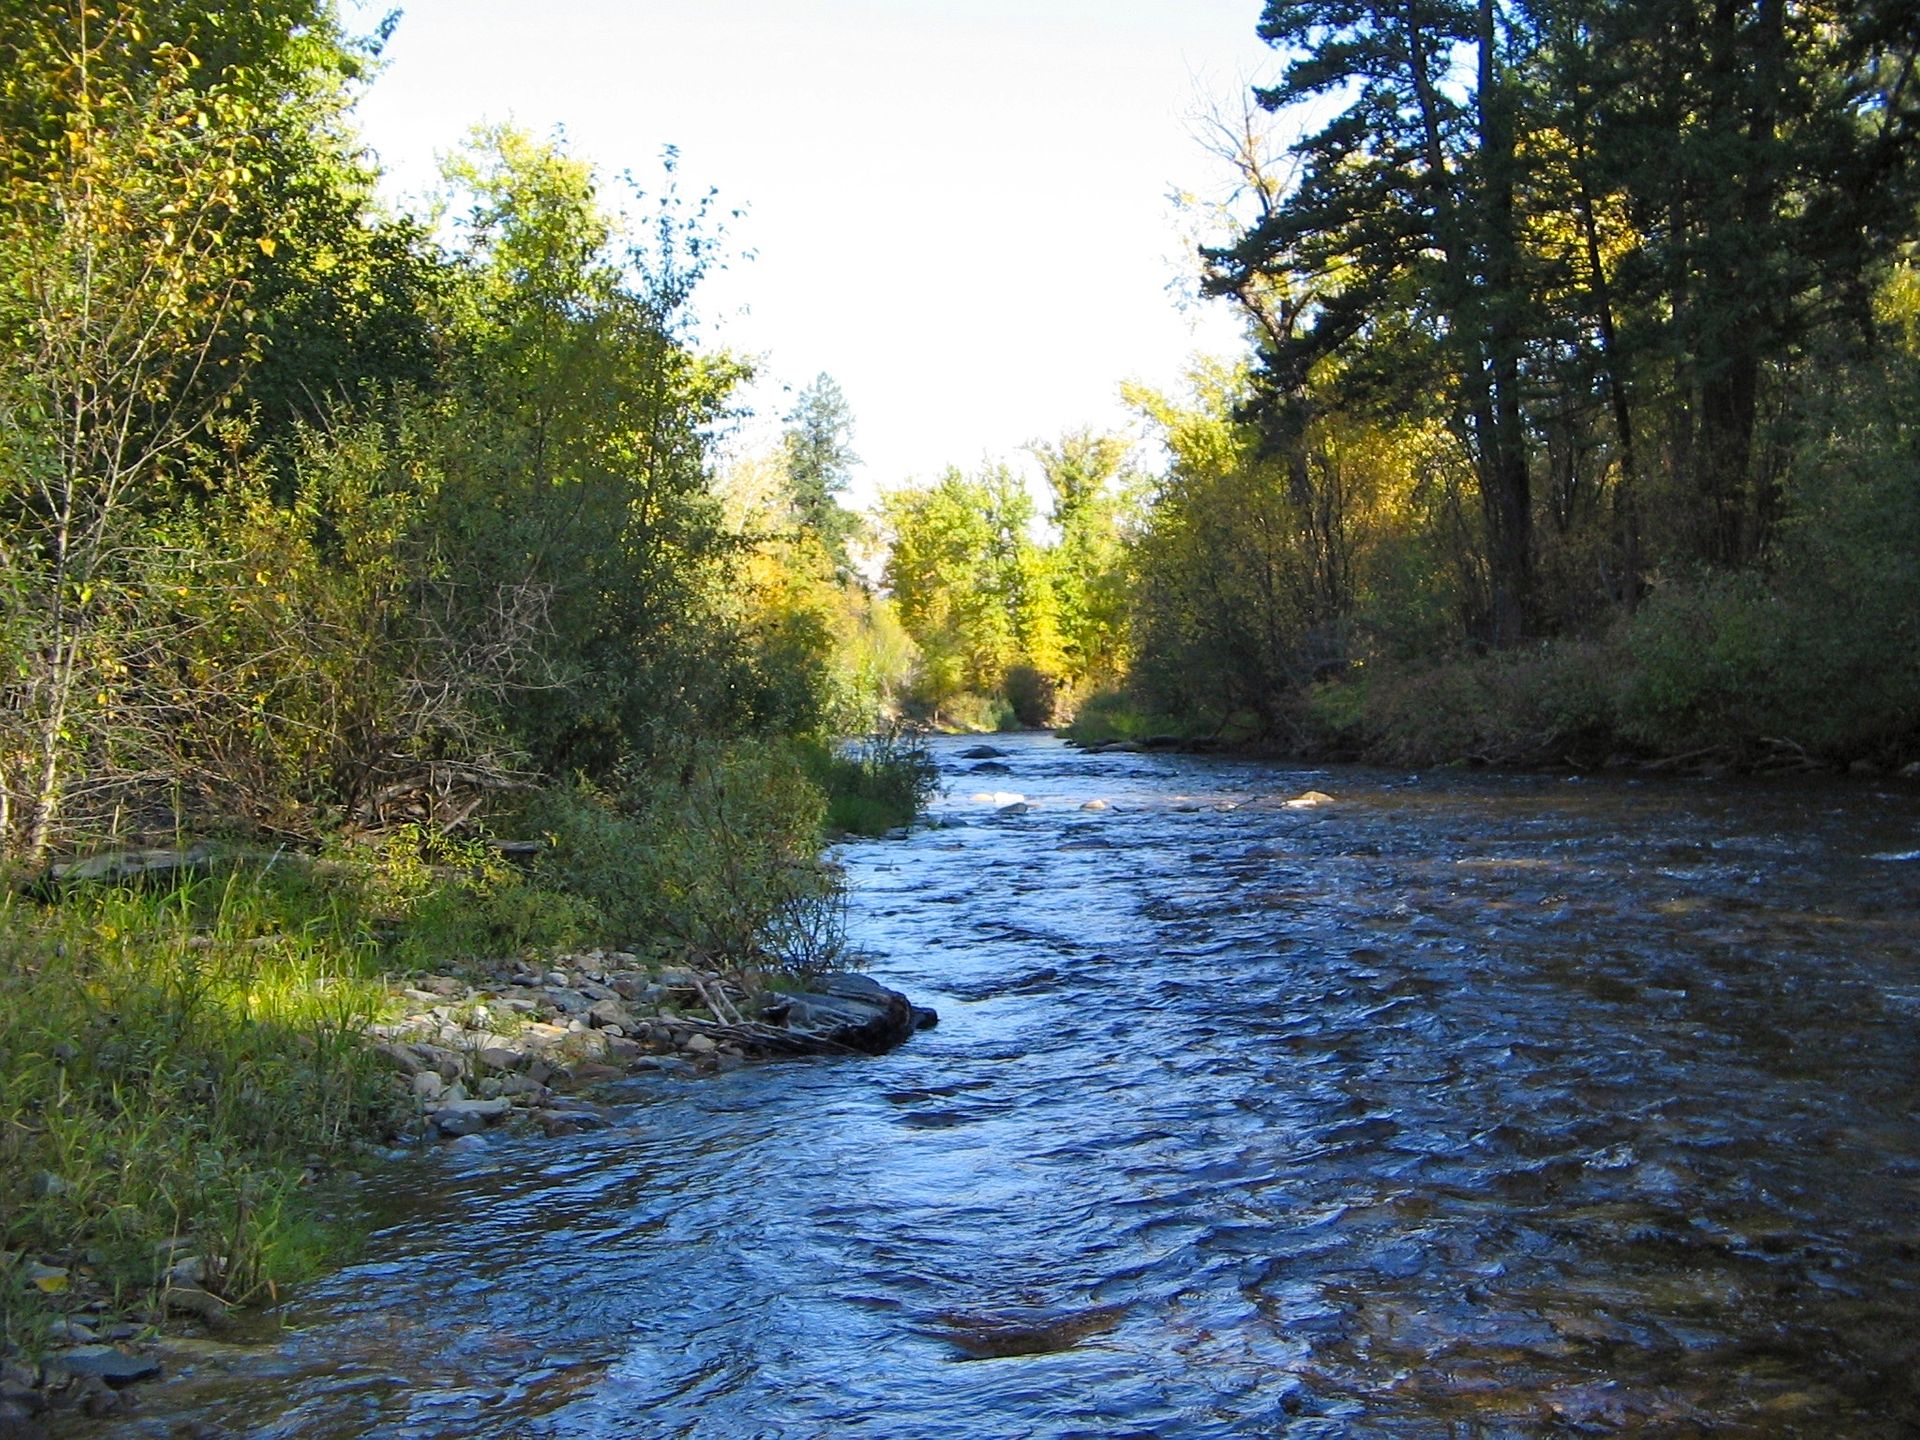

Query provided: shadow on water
[68,735,1920,1438]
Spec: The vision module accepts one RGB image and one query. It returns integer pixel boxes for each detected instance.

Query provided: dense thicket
[0,1,909,867]
[1092,0,1920,768]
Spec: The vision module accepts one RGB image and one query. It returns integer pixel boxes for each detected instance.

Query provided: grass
[0,859,402,1356]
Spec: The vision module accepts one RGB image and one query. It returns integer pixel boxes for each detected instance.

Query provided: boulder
[779,972,924,1056]
[957,744,1008,759]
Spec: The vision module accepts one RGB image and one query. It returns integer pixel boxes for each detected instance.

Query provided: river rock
[411,1071,445,1101]
[586,998,639,1031]
[1284,789,1338,808]
[430,1097,511,1136]
[1080,799,1109,810]
[50,1346,160,1388]
[682,1033,718,1056]
[778,972,923,1055]
[958,744,1008,759]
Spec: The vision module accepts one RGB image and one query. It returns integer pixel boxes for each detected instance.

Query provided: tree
[1219,0,1538,644]
[430,127,751,778]
[0,8,262,858]
[881,464,1055,712]
[780,372,861,574]
[1028,429,1134,686]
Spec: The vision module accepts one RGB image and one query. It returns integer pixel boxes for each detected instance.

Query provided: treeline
[0,2,920,888]
[1058,0,1920,769]
[877,432,1133,729]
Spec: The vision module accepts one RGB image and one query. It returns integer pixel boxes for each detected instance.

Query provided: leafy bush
[353,823,600,968]
[937,691,1017,733]
[796,730,939,837]
[627,742,843,976]
[1060,690,1195,745]
[526,744,849,977]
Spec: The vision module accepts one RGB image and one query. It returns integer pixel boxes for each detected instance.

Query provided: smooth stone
[411,1071,445,1101]
[52,1346,160,1387]
[449,1133,490,1152]
[1080,799,1109,810]
[682,1033,718,1056]
[1284,789,1337,808]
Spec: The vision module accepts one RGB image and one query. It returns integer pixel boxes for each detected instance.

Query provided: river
[71,734,1920,1437]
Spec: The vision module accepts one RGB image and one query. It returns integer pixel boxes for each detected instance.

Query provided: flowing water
[73,735,1920,1438]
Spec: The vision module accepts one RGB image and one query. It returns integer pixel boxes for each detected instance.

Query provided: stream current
[77,734,1920,1437]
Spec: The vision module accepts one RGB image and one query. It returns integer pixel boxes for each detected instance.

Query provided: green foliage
[795,730,939,837]
[625,743,843,976]
[1060,691,1195,746]
[781,372,863,575]
[527,743,853,977]
[0,863,400,1349]
[1031,429,1137,691]
[357,824,599,968]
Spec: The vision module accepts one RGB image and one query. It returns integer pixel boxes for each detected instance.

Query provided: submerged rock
[929,1303,1125,1360]
[1284,789,1338,808]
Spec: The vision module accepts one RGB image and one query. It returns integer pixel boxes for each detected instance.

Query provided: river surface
[75,735,1920,1438]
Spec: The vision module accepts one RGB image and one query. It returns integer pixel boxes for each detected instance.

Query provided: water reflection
[74,737,1920,1437]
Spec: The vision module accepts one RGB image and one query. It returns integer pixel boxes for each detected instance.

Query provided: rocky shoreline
[0,961,933,1433]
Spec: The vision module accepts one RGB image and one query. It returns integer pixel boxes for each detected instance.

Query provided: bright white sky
[344,0,1280,506]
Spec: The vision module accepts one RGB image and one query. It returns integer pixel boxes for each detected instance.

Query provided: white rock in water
[1284,790,1338,808]
[969,790,1026,807]
[1080,799,1109,811]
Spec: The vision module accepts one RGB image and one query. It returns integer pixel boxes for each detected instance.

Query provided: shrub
[796,729,939,837]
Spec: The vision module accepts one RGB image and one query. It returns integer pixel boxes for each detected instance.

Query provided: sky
[343,0,1281,505]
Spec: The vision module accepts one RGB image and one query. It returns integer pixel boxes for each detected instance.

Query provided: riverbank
[1065,634,1920,781]
[0,759,938,1435]
[0,927,931,1431]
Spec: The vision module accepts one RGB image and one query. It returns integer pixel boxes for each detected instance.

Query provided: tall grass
[0,861,400,1354]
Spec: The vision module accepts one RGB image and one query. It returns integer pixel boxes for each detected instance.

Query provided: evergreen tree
[781,372,861,574]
